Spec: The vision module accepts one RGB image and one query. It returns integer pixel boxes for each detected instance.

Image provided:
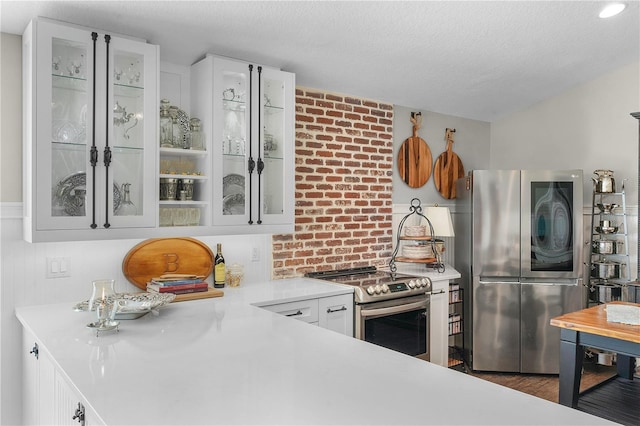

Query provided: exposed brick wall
[272,87,394,278]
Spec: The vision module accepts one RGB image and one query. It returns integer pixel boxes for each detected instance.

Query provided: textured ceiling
[1,1,639,122]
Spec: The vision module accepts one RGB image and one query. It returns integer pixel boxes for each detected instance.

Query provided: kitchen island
[17,277,613,425]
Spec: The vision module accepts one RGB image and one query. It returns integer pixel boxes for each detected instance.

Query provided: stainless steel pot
[596,203,619,214]
[590,260,620,279]
[589,284,622,303]
[592,240,623,255]
[593,169,615,193]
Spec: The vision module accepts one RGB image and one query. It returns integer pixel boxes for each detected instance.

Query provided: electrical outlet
[251,247,260,262]
[46,257,71,278]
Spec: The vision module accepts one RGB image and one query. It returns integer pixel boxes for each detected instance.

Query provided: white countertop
[16,277,612,425]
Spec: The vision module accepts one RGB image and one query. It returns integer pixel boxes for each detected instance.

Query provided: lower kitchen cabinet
[22,329,102,426]
[258,293,354,337]
[54,370,100,426]
[23,330,55,425]
[318,294,354,337]
[260,298,319,325]
[429,278,450,367]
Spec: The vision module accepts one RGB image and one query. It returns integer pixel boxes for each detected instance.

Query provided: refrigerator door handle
[520,278,583,286]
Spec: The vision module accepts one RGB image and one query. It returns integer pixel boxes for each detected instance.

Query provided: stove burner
[306,266,432,303]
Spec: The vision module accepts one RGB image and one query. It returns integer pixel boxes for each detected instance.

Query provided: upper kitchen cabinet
[191,55,295,234]
[22,18,158,242]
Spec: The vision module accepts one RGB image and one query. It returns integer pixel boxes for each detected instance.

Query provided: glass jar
[190,117,205,151]
[159,99,173,147]
[227,263,244,287]
[169,106,182,148]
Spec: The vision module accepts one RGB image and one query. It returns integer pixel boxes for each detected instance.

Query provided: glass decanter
[116,183,137,216]
[159,99,173,147]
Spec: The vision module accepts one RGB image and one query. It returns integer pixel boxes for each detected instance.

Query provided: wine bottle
[214,243,226,288]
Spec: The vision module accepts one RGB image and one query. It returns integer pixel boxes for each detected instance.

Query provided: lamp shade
[424,206,455,237]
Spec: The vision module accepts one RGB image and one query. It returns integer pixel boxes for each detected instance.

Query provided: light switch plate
[46,257,71,278]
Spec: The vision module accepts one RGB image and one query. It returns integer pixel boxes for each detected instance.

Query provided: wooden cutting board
[397,112,432,188]
[122,238,221,300]
[434,128,464,199]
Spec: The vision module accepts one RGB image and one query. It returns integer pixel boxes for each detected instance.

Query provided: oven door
[356,295,429,359]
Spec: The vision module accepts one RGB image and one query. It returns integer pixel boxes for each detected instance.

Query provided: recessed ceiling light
[599,3,626,18]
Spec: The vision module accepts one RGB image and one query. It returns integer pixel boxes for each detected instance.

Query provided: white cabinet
[428,278,450,367]
[318,294,354,337]
[259,293,354,336]
[22,18,159,242]
[261,298,320,324]
[191,54,295,234]
[54,370,101,426]
[22,330,55,425]
[22,329,102,426]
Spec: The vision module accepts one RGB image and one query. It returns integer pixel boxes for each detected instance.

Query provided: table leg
[558,329,583,408]
[617,354,636,379]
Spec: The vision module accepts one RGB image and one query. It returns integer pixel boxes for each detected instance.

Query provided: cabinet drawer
[261,299,319,323]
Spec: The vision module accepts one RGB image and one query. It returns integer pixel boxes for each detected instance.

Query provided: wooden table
[550,302,640,408]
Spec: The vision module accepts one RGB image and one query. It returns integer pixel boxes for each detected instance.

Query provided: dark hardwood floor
[462,361,617,403]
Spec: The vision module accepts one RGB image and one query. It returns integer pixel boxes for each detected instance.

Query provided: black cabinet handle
[256,66,263,225]
[286,310,303,317]
[89,32,98,229]
[326,306,347,314]
[72,402,85,425]
[102,34,111,228]
[29,343,39,359]
[247,64,254,224]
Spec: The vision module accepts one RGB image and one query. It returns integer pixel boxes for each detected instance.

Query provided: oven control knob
[420,278,430,287]
[374,285,382,294]
[381,284,389,293]
[366,286,375,295]
[408,280,416,289]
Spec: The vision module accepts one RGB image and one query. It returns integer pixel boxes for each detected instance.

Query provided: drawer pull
[327,306,347,314]
[286,310,303,317]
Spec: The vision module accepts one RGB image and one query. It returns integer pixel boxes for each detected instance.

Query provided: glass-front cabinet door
[108,38,158,228]
[259,67,294,226]
[212,57,251,226]
[206,55,294,229]
[24,18,158,241]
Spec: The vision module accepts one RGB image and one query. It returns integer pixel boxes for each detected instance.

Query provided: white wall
[491,61,640,207]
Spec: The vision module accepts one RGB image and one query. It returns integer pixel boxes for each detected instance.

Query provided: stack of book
[146,274,210,295]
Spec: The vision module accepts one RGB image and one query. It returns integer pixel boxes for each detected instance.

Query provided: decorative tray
[54,172,122,215]
[73,292,176,319]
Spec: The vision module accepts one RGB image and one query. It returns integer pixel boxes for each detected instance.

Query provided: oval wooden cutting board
[434,128,464,199]
[122,237,213,290]
[398,113,432,188]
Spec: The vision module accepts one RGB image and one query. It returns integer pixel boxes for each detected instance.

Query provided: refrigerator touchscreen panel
[530,181,574,272]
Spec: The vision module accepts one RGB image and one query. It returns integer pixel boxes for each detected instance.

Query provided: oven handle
[360,299,428,319]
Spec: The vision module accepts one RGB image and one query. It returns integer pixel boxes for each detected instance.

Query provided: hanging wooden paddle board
[434,128,465,199]
[397,112,432,188]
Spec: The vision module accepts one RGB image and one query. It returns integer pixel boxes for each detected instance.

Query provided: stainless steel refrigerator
[455,170,585,374]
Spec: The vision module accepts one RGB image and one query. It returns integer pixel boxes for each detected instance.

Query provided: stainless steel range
[306,266,432,360]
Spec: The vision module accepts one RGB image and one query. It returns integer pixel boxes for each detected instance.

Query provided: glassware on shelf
[189,117,205,151]
[169,106,183,148]
[179,179,195,200]
[159,99,173,147]
[159,178,179,200]
[116,183,137,216]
